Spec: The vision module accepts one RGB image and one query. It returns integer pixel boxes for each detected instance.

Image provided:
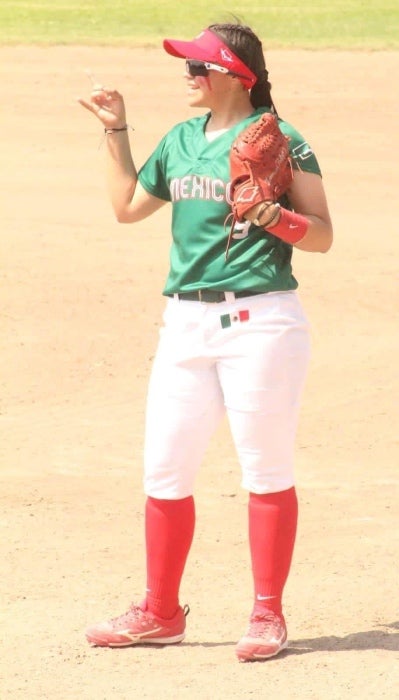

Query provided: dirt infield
[1,46,398,699]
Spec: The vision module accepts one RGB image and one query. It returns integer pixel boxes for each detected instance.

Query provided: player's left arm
[286,170,333,253]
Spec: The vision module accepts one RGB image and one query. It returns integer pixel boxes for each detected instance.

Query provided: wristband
[265,207,309,244]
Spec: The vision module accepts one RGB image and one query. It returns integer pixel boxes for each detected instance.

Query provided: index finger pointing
[85,68,104,90]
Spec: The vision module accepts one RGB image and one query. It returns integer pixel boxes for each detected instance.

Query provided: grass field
[1,0,398,48]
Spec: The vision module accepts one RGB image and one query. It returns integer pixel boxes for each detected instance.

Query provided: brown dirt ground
[1,46,398,699]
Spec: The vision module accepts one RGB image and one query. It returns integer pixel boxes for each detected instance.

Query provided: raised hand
[78,71,127,130]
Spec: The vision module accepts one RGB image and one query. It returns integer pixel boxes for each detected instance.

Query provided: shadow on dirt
[286,621,399,656]
[181,622,399,654]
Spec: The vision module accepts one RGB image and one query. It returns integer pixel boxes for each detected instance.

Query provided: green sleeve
[278,120,322,176]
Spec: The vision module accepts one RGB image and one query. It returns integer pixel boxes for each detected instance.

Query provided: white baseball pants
[144,291,310,499]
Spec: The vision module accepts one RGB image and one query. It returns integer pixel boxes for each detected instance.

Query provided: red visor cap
[163,29,257,89]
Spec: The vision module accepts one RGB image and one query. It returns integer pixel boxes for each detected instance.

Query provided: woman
[79,23,333,662]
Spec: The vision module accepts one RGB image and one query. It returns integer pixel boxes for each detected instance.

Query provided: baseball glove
[229,112,293,224]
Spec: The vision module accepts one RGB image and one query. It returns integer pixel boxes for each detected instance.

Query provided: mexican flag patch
[220,309,250,329]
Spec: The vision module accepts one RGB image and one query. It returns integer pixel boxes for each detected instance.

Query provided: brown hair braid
[208,23,279,116]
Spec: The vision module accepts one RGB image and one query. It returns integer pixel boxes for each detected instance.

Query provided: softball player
[79,22,333,662]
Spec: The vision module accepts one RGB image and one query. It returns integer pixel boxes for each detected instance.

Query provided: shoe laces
[248,611,283,638]
[109,603,190,628]
[109,603,142,628]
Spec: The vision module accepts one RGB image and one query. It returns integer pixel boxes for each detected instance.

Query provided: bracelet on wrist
[98,124,133,150]
[262,203,281,229]
[253,201,274,227]
[104,124,133,134]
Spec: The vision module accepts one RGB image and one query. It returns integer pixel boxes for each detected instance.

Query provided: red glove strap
[266,207,309,244]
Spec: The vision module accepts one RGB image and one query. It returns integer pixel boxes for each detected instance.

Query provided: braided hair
[208,23,278,116]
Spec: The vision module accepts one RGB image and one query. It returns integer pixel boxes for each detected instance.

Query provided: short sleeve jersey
[138,107,321,295]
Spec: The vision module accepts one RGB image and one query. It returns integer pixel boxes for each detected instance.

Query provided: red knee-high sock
[248,487,298,616]
[144,495,195,619]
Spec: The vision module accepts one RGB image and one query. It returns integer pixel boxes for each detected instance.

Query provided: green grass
[1,0,398,49]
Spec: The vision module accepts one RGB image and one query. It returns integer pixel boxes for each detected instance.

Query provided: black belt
[167,290,262,303]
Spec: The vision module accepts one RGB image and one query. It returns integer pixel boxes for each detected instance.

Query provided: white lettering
[169,175,231,204]
[191,176,205,198]
[169,175,238,205]
[180,175,191,199]
[225,181,233,205]
[211,178,225,202]
[170,178,180,201]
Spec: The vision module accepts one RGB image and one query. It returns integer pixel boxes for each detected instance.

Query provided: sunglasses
[185,59,231,78]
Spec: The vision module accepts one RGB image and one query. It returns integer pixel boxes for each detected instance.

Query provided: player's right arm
[78,85,166,223]
[105,130,166,223]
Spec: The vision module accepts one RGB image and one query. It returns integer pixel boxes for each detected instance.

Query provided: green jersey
[138,107,321,295]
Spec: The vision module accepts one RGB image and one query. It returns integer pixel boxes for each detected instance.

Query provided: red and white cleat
[236,610,288,662]
[85,603,189,648]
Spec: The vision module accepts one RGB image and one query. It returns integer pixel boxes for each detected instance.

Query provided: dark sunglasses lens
[186,60,208,77]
